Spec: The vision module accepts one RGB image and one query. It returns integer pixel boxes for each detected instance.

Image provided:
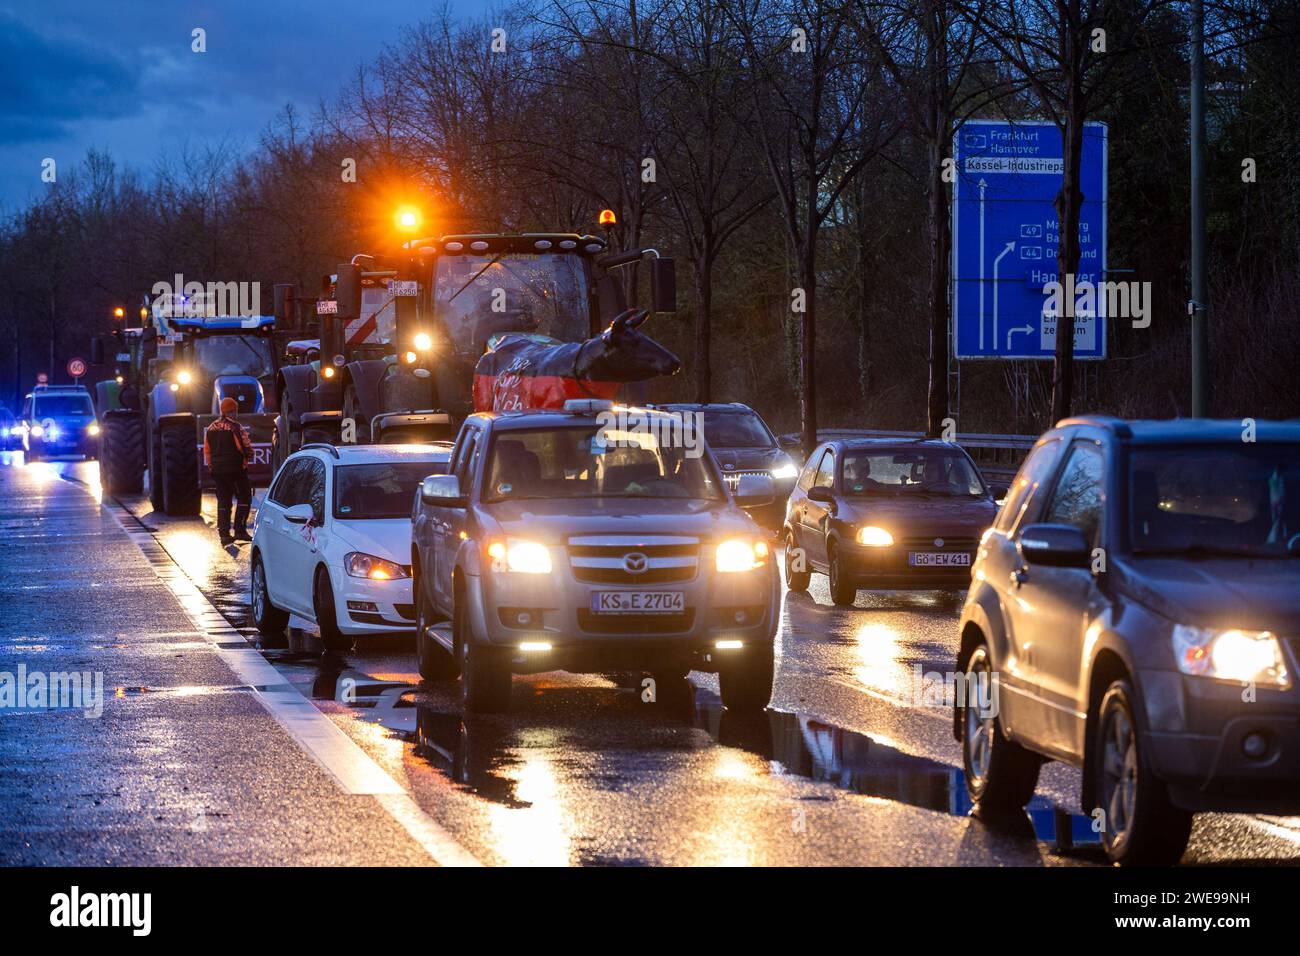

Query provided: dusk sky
[0,1,476,214]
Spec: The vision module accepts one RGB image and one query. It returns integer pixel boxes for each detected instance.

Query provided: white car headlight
[857,526,893,547]
[488,539,552,574]
[770,461,798,480]
[1172,624,1290,687]
[344,552,409,580]
[716,537,769,573]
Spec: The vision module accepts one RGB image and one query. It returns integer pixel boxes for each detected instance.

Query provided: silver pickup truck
[410,400,780,713]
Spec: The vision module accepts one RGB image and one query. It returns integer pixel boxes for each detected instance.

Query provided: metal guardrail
[777,429,1037,482]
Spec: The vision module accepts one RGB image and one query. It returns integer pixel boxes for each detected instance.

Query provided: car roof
[658,402,757,412]
[468,406,689,431]
[296,443,453,465]
[832,437,962,451]
[1055,416,1300,443]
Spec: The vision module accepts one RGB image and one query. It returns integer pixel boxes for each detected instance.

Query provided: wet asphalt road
[4,453,1300,866]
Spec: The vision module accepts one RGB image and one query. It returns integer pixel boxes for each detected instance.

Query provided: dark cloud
[0,11,143,143]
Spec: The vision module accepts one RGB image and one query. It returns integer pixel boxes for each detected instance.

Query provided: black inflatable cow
[473,308,680,412]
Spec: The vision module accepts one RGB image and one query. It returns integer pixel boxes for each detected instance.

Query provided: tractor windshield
[432,252,590,357]
[193,335,274,379]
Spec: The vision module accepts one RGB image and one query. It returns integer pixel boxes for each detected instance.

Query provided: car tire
[250,552,289,636]
[961,643,1041,813]
[827,542,857,607]
[99,413,145,495]
[718,640,775,712]
[314,567,352,652]
[784,531,811,591]
[1092,679,1193,866]
[456,584,511,712]
[160,424,200,516]
[416,572,458,681]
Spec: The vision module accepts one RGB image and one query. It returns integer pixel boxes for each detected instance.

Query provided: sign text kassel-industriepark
[952,119,1108,360]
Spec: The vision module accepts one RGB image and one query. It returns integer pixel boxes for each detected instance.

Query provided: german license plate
[591,591,685,614]
[909,552,971,567]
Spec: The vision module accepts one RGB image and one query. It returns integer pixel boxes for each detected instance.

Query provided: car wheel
[827,542,857,607]
[455,584,511,713]
[962,643,1040,812]
[1092,680,1193,865]
[718,640,775,712]
[314,567,352,652]
[784,531,810,591]
[416,571,458,681]
[251,552,289,636]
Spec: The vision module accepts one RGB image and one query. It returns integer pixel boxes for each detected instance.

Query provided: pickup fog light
[488,539,552,574]
[715,639,744,650]
[1172,624,1289,687]
[344,552,409,580]
[857,526,893,547]
[716,537,768,572]
[770,461,798,480]
[519,641,552,652]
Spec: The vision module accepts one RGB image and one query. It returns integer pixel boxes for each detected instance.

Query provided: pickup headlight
[87,423,100,436]
[857,526,894,547]
[29,424,44,437]
[344,552,408,580]
[487,539,552,574]
[716,537,769,573]
[770,460,798,480]
[1172,624,1290,687]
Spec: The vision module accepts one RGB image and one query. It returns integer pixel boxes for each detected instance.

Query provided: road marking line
[102,498,483,867]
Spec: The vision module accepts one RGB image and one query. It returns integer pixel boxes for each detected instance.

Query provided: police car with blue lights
[19,385,100,461]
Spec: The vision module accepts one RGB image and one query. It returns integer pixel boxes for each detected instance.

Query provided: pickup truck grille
[568,535,699,585]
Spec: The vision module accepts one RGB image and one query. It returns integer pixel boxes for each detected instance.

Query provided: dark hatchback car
[782,438,1002,605]
[956,417,1300,865]
[659,402,799,532]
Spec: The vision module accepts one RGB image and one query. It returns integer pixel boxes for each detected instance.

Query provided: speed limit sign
[67,357,87,379]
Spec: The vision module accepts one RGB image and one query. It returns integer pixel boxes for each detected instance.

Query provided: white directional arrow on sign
[991,241,1015,353]
[1006,325,1033,350]
[977,179,987,349]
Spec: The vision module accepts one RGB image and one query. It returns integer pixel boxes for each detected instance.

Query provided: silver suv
[410,401,780,713]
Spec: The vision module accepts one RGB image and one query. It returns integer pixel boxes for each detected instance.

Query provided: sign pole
[1189,0,1209,417]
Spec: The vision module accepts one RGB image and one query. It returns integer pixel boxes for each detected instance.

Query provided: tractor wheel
[99,414,145,495]
[147,425,164,511]
[342,385,370,444]
[160,424,201,516]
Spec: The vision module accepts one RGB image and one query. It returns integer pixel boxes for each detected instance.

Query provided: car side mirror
[807,486,834,505]
[1018,523,1090,568]
[990,482,1009,501]
[421,473,465,507]
[283,503,314,524]
[733,472,775,509]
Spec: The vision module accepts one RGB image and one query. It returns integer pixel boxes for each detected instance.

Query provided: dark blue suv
[957,417,1300,865]
[20,385,99,461]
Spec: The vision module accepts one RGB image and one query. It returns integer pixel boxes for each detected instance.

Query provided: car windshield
[193,335,273,378]
[334,461,448,519]
[842,448,985,497]
[33,395,93,417]
[1129,445,1300,558]
[483,425,724,502]
[700,409,775,449]
[432,252,590,356]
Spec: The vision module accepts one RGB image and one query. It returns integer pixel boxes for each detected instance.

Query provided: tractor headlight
[344,552,409,580]
[414,332,433,351]
[716,537,768,573]
[176,370,192,385]
[1172,624,1289,687]
[487,539,552,574]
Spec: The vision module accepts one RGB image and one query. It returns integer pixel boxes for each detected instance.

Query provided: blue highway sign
[951,119,1108,360]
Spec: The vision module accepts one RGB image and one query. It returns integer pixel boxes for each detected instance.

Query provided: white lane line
[104,499,483,867]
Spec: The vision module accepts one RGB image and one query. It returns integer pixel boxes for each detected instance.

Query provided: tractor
[273,225,676,470]
[91,306,281,513]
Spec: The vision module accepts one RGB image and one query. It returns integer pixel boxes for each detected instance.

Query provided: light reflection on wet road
[14,453,1300,866]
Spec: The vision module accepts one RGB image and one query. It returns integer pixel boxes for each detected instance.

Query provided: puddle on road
[289,660,1099,852]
